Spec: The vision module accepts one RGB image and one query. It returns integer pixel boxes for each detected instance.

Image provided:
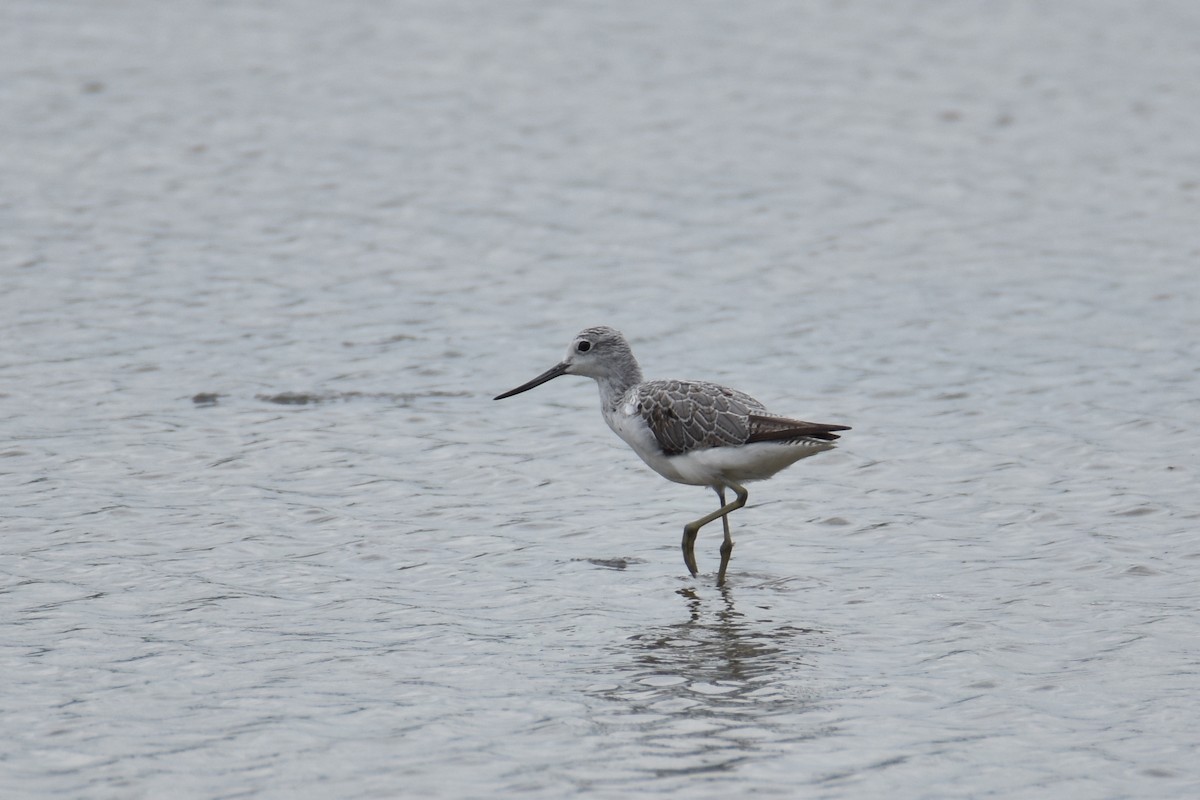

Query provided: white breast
[602,393,693,485]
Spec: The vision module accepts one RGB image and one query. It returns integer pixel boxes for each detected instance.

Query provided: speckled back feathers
[635,380,847,457]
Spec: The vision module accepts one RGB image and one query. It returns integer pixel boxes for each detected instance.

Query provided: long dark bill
[493,362,570,400]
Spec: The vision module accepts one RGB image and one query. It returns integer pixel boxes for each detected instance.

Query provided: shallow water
[3,1,1200,797]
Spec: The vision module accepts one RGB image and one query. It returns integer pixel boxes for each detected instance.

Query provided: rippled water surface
[4,1,1200,797]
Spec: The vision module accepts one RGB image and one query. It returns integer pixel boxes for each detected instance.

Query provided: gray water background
[3,1,1199,797]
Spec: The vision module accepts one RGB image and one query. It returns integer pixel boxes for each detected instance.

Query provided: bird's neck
[595,362,643,411]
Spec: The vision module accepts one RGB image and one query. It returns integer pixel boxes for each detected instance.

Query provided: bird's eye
[577,340,592,352]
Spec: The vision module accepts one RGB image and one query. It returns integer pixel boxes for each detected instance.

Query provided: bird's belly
[605,408,698,485]
[672,440,835,486]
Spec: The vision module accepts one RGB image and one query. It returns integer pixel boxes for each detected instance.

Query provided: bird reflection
[591,586,833,780]
[625,586,818,684]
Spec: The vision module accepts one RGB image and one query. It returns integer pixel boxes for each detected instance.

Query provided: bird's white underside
[606,394,833,489]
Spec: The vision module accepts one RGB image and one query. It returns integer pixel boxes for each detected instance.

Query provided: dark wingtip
[745,416,852,444]
[823,424,852,440]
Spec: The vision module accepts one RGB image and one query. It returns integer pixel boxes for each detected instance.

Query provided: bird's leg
[716,482,748,586]
[718,487,731,541]
[681,484,748,583]
[681,525,699,578]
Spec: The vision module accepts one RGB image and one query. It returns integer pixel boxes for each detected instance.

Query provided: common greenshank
[495,326,849,585]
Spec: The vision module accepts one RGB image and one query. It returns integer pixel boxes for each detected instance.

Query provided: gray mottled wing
[637,380,767,456]
[746,414,851,443]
